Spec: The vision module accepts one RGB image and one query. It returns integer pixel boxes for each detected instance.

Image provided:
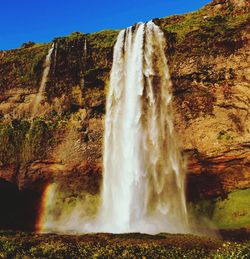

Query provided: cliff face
[0,0,249,230]
[0,30,118,193]
[156,0,250,200]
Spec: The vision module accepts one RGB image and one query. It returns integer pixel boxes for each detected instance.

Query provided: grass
[161,10,206,39]
[87,30,120,49]
[189,189,250,229]
[213,189,250,229]
[0,231,249,258]
[55,29,119,50]
[160,5,250,39]
[0,232,250,259]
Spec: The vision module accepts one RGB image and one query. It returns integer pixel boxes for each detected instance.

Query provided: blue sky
[0,0,211,50]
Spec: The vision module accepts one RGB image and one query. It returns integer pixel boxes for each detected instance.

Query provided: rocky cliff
[0,0,249,230]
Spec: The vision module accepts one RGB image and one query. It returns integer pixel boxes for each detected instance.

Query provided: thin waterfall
[31,43,54,118]
[52,42,58,75]
[84,39,87,56]
[93,21,189,234]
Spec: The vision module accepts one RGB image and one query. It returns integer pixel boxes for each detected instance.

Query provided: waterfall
[94,21,189,234]
[36,22,191,235]
[52,42,58,75]
[84,39,87,55]
[31,43,54,118]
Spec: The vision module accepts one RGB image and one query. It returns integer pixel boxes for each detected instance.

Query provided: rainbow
[36,183,56,233]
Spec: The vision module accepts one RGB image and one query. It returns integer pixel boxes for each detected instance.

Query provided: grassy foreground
[0,231,250,258]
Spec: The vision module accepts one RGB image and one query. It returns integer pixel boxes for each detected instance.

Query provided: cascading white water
[95,21,189,234]
[37,22,191,235]
[31,43,54,118]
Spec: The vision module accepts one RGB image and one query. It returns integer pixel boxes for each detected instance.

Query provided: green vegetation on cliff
[0,44,49,91]
[55,29,119,49]
[157,5,249,58]
[0,119,52,164]
[159,3,250,39]
[189,188,250,229]
[87,30,120,49]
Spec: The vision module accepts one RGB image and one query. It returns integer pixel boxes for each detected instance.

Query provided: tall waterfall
[36,22,190,235]
[96,21,189,234]
[31,43,54,118]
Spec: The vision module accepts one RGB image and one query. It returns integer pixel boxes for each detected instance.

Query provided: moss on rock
[189,188,250,229]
